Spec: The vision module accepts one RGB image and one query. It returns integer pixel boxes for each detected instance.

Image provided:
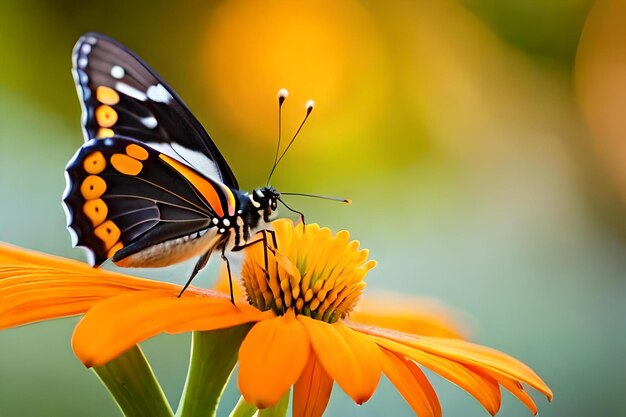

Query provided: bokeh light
[575,0,626,207]
[200,0,387,147]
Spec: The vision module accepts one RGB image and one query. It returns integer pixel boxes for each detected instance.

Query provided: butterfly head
[251,186,280,221]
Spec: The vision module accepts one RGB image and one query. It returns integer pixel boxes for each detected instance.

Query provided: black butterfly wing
[72,32,239,189]
[63,136,238,266]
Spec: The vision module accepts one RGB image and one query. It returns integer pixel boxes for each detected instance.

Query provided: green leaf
[93,345,173,417]
[177,325,252,417]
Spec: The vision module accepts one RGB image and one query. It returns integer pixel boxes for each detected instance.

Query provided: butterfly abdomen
[113,228,222,268]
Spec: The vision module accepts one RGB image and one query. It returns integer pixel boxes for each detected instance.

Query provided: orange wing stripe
[159,154,225,217]
[218,183,237,216]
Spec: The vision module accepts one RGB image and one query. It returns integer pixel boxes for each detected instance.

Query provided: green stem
[93,345,173,417]
[177,325,252,417]
[229,396,257,417]
[257,390,290,417]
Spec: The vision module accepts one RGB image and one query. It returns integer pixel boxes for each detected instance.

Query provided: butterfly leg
[178,249,212,298]
[219,245,236,304]
[232,229,278,284]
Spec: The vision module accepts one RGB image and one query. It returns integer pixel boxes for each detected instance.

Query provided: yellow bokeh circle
[199,0,386,146]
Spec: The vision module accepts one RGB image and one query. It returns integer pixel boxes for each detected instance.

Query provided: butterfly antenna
[278,197,306,227]
[281,192,352,205]
[266,88,289,186]
[274,100,314,168]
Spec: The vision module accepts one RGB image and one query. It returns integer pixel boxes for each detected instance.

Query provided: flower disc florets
[241,220,376,323]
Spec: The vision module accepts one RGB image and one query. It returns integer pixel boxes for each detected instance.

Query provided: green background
[1,1,625,416]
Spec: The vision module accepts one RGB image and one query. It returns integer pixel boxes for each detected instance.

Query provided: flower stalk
[177,326,252,417]
[93,345,173,417]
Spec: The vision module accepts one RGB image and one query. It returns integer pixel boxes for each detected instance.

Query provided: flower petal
[380,348,441,417]
[350,295,466,339]
[478,368,538,415]
[238,310,310,409]
[406,337,552,400]
[415,337,553,400]
[0,243,180,329]
[293,354,334,417]
[350,322,552,401]
[371,335,501,415]
[214,264,245,300]
[298,316,382,404]
[72,289,263,367]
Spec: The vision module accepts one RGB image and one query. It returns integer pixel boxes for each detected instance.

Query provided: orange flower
[0,220,552,417]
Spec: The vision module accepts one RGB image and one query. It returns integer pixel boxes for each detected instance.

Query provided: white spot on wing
[111,65,125,79]
[147,84,173,103]
[62,171,95,265]
[66,225,79,247]
[78,57,88,68]
[84,36,97,45]
[115,82,147,101]
[81,43,92,54]
[140,116,158,129]
[82,247,96,266]
[62,170,73,201]
[146,142,222,183]
[77,70,88,84]
[171,143,221,181]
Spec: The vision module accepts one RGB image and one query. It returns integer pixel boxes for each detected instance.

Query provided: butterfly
[62,33,313,298]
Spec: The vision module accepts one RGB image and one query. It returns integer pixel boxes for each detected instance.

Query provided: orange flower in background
[0,219,552,417]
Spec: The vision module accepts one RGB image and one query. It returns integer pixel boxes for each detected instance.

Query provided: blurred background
[1,0,625,416]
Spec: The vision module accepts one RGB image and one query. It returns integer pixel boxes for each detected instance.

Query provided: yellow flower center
[241,219,376,323]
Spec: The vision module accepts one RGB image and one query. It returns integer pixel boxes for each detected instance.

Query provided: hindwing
[63,136,237,266]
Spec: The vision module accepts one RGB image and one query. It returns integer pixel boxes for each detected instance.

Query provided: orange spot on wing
[97,128,114,138]
[159,154,225,217]
[96,86,120,105]
[111,154,143,176]
[125,144,149,161]
[83,199,108,227]
[80,175,107,200]
[83,151,106,174]
[95,105,118,128]
[107,241,124,259]
[94,220,121,250]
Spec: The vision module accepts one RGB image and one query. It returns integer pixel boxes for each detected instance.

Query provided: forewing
[63,136,232,266]
[72,32,239,189]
